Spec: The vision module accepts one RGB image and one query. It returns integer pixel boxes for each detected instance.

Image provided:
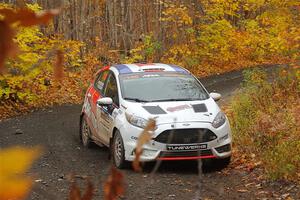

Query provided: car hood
[123,98,220,125]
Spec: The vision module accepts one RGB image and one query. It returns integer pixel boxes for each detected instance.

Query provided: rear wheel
[112,130,127,169]
[80,116,92,148]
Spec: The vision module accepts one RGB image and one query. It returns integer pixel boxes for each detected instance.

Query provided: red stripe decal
[95,65,110,75]
[157,155,216,161]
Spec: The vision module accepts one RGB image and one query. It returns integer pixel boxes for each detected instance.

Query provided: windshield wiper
[124,97,149,102]
[151,98,198,102]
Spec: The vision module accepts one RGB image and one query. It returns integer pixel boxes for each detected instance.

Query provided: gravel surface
[1,65,299,200]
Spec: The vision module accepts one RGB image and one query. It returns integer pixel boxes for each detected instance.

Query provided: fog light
[215,144,231,153]
[142,149,158,157]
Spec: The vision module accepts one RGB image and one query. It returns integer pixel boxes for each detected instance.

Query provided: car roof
[110,63,190,75]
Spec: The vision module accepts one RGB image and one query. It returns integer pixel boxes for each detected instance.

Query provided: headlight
[212,111,226,128]
[125,112,148,129]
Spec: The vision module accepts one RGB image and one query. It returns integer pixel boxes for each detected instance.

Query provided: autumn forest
[0,0,299,199]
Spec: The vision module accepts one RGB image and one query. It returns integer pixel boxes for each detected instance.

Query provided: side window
[94,70,109,92]
[104,74,119,106]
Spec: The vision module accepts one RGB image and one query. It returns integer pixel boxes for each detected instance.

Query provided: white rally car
[80,63,232,168]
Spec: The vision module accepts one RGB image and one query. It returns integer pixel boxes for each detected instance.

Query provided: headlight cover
[212,111,226,128]
[125,112,148,129]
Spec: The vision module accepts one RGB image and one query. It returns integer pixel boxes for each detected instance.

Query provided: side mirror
[97,97,113,106]
[210,92,221,101]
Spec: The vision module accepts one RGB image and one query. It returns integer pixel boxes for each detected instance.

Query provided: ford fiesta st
[80,63,232,168]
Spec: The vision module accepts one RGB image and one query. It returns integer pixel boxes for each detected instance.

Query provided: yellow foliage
[0,147,41,200]
[0,3,84,106]
[161,3,192,27]
[157,0,300,76]
[124,34,161,63]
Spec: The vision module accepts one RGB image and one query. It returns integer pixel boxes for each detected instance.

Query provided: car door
[100,72,120,143]
[90,70,110,144]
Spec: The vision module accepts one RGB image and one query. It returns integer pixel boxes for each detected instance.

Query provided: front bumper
[120,120,232,162]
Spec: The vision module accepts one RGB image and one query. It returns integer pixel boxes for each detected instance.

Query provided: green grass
[228,67,300,181]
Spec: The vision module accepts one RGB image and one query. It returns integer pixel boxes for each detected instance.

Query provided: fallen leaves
[237,189,248,193]
[231,147,263,172]
[0,146,41,200]
[103,167,124,200]
[132,118,156,172]
[69,179,94,200]
[0,6,59,72]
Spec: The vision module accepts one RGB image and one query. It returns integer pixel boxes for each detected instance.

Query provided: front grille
[159,150,213,158]
[154,128,217,144]
[215,144,231,153]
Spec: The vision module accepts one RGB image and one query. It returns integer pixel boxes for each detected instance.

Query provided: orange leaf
[0,20,18,72]
[81,180,94,200]
[69,182,81,200]
[132,119,156,172]
[0,7,59,72]
[132,151,143,172]
[103,167,124,200]
[68,179,94,200]
[54,50,64,80]
[0,8,60,26]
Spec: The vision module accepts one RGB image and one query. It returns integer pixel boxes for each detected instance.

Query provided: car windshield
[119,72,209,102]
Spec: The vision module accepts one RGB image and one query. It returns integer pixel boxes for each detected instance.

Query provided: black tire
[80,115,92,148]
[214,156,231,169]
[202,156,231,172]
[112,130,127,169]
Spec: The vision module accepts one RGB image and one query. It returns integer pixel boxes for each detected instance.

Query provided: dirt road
[1,65,299,199]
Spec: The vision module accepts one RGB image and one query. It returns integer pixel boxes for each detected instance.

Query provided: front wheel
[214,156,231,169]
[202,156,231,171]
[80,116,92,148]
[112,130,127,169]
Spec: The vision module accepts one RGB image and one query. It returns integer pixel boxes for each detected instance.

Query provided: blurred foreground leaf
[0,7,59,71]
[54,50,64,80]
[69,179,94,200]
[132,118,156,172]
[103,167,124,200]
[0,146,41,200]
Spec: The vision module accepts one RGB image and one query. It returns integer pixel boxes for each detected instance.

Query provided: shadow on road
[124,159,228,175]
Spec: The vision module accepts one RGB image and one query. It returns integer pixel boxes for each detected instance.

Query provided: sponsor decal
[122,74,140,80]
[131,136,138,140]
[142,68,165,72]
[112,109,118,118]
[166,104,191,112]
[182,123,191,127]
[167,144,207,151]
[142,74,160,78]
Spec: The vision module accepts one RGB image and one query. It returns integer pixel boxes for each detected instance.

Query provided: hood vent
[191,104,208,113]
[142,106,167,115]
